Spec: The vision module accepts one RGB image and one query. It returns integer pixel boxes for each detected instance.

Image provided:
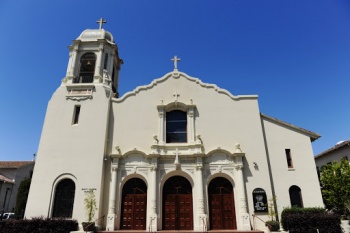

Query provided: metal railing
[73,74,94,83]
[252,213,269,231]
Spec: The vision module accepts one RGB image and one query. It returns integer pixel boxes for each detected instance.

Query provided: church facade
[25,24,323,232]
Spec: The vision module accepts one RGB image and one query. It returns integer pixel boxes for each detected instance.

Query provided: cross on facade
[96,17,107,29]
[174,148,181,166]
[171,55,181,70]
[173,91,180,102]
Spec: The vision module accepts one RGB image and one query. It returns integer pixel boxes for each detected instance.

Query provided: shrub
[0,217,78,233]
[281,207,341,233]
[15,178,31,218]
[266,220,280,231]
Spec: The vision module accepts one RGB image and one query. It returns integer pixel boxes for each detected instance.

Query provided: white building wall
[106,72,277,231]
[25,84,111,225]
[261,117,323,218]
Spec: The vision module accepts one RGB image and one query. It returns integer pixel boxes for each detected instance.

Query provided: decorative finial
[96,17,107,30]
[235,143,242,153]
[171,55,181,70]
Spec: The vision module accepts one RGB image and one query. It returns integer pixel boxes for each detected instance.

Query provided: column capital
[150,165,158,171]
[112,165,118,171]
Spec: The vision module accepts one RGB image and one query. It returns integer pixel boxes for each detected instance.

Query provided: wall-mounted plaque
[252,188,268,212]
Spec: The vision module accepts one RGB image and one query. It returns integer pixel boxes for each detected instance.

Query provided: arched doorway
[120,178,147,230]
[52,179,75,218]
[163,176,193,230]
[208,177,236,229]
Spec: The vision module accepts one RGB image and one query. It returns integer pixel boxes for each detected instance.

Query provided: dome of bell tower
[77,29,114,44]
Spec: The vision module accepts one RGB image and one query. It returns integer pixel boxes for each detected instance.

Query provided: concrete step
[99,230,265,233]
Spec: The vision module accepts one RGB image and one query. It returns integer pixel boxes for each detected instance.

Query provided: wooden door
[163,176,193,230]
[209,177,236,229]
[121,178,147,230]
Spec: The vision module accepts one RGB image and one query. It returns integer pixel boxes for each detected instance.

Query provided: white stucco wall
[25,84,111,223]
[261,117,324,218]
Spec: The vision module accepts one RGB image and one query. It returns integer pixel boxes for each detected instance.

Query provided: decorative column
[188,105,195,143]
[195,157,207,231]
[233,144,250,230]
[106,154,120,231]
[67,44,79,82]
[94,43,104,81]
[157,104,165,144]
[149,157,158,232]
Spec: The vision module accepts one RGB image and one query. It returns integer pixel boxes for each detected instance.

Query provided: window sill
[150,142,204,156]
[288,168,295,171]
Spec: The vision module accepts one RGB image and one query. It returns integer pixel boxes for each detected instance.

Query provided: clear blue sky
[0,1,349,161]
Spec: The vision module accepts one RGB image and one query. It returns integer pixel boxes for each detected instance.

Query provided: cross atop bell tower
[96,17,107,29]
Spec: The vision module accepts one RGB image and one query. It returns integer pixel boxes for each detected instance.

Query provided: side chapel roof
[314,139,350,159]
[261,114,321,142]
[0,161,34,168]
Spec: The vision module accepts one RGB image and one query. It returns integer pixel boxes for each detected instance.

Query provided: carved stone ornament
[66,86,93,101]
[150,165,158,171]
[151,199,157,213]
[66,95,93,101]
[121,170,127,177]
[198,198,204,212]
[160,169,165,178]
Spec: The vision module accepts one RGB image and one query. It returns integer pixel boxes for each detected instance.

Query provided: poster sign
[252,188,268,212]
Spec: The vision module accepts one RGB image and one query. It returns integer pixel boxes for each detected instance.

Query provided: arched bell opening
[74,52,96,83]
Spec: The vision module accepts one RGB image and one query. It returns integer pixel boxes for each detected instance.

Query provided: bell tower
[25,19,122,228]
[64,17,123,96]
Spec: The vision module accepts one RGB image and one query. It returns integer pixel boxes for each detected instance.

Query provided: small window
[289,185,303,208]
[72,106,81,125]
[343,156,348,161]
[285,149,293,168]
[166,110,187,143]
[103,53,108,70]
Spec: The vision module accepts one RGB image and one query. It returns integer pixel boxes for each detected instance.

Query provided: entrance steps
[99,231,265,233]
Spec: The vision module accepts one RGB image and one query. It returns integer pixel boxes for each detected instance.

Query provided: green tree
[15,178,31,218]
[320,158,350,215]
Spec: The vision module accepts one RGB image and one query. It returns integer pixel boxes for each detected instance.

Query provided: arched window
[52,179,75,218]
[75,52,96,83]
[289,185,303,208]
[166,110,187,143]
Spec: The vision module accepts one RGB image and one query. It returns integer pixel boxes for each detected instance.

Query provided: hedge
[0,217,78,233]
[281,207,342,233]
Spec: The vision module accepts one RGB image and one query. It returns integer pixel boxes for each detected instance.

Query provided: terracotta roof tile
[0,161,34,168]
[260,113,321,141]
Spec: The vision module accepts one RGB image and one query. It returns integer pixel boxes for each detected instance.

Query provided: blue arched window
[166,110,187,143]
